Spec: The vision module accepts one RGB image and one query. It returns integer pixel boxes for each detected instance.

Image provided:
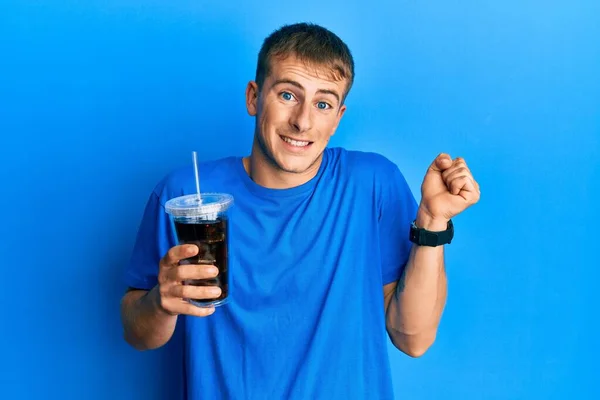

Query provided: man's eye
[317,102,331,110]
[281,92,294,101]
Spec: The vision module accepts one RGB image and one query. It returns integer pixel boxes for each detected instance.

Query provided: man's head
[246,22,354,179]
[255,23,355,103]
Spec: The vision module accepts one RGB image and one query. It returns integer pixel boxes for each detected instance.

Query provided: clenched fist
[417,153,480,229]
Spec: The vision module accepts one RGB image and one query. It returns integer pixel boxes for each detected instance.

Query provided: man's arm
[384,212,447,358]
[121,287,179,351]
[384,153,479,358]
[121,244,221,351]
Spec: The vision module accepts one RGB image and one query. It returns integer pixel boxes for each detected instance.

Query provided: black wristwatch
[409,219,454,247]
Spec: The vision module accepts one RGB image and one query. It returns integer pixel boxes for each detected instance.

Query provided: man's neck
[243,140,322,189]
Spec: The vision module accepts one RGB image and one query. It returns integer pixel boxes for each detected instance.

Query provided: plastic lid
[165,193,233,217]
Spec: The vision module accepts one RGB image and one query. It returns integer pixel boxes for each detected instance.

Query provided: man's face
[246,55,348,175]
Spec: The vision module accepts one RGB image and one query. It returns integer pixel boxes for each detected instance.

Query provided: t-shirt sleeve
[124,191,177,290]
[379,163,419,285]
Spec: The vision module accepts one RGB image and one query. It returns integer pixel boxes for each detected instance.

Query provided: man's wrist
[146,285,174,317]
[415,208,449,232]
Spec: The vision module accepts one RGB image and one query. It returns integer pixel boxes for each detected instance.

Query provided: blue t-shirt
[125,147,418,400]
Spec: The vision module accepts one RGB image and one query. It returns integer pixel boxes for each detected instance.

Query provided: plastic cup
[165,193,234,308]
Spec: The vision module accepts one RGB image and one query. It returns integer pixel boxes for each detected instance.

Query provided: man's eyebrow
[272,79,341,103]
[272,79,304,91]
[317,88,340,103]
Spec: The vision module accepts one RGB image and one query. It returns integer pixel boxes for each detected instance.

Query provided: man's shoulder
[328,147,403,178]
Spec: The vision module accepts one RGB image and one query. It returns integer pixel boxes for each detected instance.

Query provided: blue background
[1,1,598,399]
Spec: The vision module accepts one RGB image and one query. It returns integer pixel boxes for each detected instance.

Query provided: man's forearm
[386,212,448,357]
[120,286,178,351]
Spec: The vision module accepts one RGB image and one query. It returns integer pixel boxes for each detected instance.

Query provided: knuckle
[180,285,193,299]
[160,283,176,299]
[167,247,177,261]
[158,270,170,286]
[158,295,170,310]
[159,257,169,270]
[159,284,172,299]
[174,266,187,281]
[174,285,188,299]
[157,291,174,312]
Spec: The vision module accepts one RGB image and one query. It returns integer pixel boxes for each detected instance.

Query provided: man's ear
[246,81,259,116]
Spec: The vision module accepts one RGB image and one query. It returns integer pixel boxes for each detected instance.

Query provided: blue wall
[1,1,598,399]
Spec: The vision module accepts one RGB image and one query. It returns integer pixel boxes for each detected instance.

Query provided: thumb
[428,153,452,172]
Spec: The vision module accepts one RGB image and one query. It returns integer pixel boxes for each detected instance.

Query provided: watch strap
[409,219,454,247]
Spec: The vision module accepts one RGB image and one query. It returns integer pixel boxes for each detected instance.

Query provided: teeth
[282,136,310,147]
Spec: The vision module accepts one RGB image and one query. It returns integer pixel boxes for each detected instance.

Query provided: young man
[121,22,480,399]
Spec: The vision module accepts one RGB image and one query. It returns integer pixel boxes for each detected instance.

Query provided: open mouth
[280,135,313,148]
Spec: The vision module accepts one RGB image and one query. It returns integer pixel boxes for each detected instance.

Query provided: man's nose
[289,102,312,133]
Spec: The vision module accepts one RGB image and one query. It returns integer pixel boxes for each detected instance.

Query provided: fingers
[442,169,470,188]
[158,295,217,318]
[161,244,199,268]
[160,262,221,297]
[440,157,478,188]
[442,162,469,183]
[435,154,481,201]
[157,245,222,318]
[448,175,478,200]
[177,304,216,318]
[446,170,480,203]
[171,264,220,282]
[158,279,222,317]
[169,284,222,301]
[440,156,466,175]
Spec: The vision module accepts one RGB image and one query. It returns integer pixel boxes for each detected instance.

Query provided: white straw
[192,151,201,203]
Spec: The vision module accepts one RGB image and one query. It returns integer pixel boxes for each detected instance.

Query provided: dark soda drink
[165,192,234,308]
[175,218,228,304]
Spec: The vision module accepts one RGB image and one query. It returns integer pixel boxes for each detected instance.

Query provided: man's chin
[276,162,312,174]
[274,152,322,174]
